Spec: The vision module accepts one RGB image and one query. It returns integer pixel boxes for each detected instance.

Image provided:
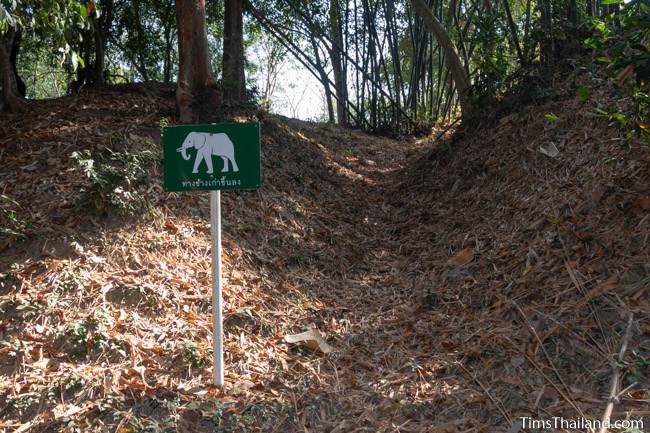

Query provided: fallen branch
[598,314,634,433]
[502,334,585,419]
[458,363,512,425]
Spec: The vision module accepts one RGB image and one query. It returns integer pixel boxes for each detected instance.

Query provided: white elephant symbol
[176,132,240,174]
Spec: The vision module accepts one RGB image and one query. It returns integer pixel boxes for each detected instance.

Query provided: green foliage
[586,0,650,139]
[159,116,171,129]
[0,290,46,320]
[1,0,92,69]
[625,349,649,386]
[112,0,176,82]
[0,194,28,244]
[182,339,209,369]
[577,86,591,102]
[109,0,223,83]
[593,106,628,128]
[57,308,128,361]
[545,112,559,122]
[17,36,73,98]
[60,321,90,359]
[71,146,156,216]
[6,392,40,415]
[470,8,511,103]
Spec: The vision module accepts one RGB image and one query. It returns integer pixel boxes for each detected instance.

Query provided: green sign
[163,123,261,192]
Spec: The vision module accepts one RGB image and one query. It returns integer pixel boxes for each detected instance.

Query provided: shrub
[0,194,29,249]
[586,0,650,139]
[71,146,156,215]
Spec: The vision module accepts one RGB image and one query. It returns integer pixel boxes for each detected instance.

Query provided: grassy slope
[0,78,649,432]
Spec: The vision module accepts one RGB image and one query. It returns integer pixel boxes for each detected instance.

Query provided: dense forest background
[1,0,647,134]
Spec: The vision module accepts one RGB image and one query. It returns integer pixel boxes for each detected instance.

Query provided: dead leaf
[575,275,618,308]
[447,248,474,267]
[53,404,84,419]
[573,230,593,241]
[616,64,635,85]
[132,365,147,384]
[164,219,179,233]
[284,329,334,354]
[633,193,650,210]
[231,380,255,395]
[590,186,606,205]
[31,357,50,370]
[539,142,559,158]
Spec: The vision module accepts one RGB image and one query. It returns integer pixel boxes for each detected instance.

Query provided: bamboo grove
[250,0,627,133]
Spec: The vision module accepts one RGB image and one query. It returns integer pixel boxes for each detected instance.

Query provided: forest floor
[0,75,649,433]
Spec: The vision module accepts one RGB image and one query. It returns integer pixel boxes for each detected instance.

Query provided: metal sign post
[163,122,260,387]
[210,190,224,386]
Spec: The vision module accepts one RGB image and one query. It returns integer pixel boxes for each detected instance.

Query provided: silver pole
[210,190,224,386]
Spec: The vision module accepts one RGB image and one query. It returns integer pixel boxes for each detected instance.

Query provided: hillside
[1,80,649,433]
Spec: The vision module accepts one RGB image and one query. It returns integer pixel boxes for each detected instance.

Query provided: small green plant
[182,340,209,369]
[0,338,21,359]
[0,290,47,320]
[544,112,559,123]
[577,86,591,102]
[71,147,156,215]
[0,194,29,247]
[593,107,628,128]
[159,117,171,129]
[625,349,649,386]
[58,309,128,361]
[60,321,90,359]
[7,392,40,414]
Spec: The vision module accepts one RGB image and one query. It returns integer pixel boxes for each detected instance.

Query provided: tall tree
[175,0,219,122]
[222,0,245,104]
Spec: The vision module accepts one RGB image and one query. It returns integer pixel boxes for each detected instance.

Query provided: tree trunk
[310,36,335,123]
[329,0,348,126]
[223,0,246,105]
[94,32,105,85]
[92,0,113,86]
[1,29,26,112]
[9,30,26,97]
[539,0,554,70]
[176,0,219,122]
[523,0,533,62]
[163,27,173,83]
[502,0,524,66]
[409,0,471,116]
[163,2,176,84]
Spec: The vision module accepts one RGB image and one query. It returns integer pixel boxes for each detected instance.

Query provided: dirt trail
[262,120,475,432]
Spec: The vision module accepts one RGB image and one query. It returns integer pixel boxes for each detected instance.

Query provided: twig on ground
[564,261,611,353]
[502,335,586,419]
[513,301,577,405]
[458,363,512,425]
[598,314,634,433]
